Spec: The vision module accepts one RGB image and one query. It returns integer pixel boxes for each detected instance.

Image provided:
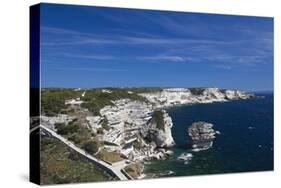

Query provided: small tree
[82,140,100,155]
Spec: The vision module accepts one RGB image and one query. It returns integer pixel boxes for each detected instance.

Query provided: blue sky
[40,3,273,91]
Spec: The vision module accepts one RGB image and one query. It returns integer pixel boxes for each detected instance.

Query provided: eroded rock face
[188,121,216,150]
[141,110,175,148]
[139,88,254,108]
[95,100,175,160]
[41,114,73,130]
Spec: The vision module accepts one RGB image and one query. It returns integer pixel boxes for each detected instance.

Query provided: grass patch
[41,88,154,117]
[55,120,101,150]
[96,150,124,163]
[40,136,116,185]
[41,89,83,116]
[124,162,143,179]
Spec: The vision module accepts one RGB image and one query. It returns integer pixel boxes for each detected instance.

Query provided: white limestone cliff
[40,87,255,176]
[140,110,175,148]
[139,87,253,107]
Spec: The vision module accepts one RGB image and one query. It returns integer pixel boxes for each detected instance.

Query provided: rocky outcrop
[141,110,175,148]
[224,90,254,100]
[41,114,73,130]
[188,121,216,150]
[91,99,175,161]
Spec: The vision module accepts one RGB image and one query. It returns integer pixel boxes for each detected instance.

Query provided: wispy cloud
[51,67,127,72]
[41,23,273,69]
[213,64,233,70]
[142,56,185,62]
[123,36,231,45]
[62,53,113,60]
[41,26,233,47]
[41,26,117,46]
[141,55,195,62]
[42,26,89,36]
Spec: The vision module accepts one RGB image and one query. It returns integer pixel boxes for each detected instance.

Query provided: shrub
[96,128,104,135]
[189,88,206,95]
[68,134,84,144]
[101,117,110,131]
[41,89,82,116]
[82,140,100,155]
[56,122,80,135]
[132,141,142,150]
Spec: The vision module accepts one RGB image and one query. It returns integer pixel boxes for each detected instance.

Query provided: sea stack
[141,109,175,148]
[188,121,216,150]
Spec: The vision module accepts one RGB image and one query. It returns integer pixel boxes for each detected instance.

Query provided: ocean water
[144,93,273,177]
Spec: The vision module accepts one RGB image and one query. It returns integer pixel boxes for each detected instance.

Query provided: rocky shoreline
[40,87,255,179]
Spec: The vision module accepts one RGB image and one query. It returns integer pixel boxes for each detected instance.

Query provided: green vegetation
[96,150,124,163]
[40,136,116,185]
[189,88,206,95]
[82,140,101,155]
[128,87,163,94]
[81,88,149,115]
[41,89,83,116]
[55,120,99,149]
[68,134,85,145]
[101,116,110,131]
[151,110,165,130]
[56,122,79,135]
[132,140,142,150]
[40,87,161,117]
[96,128,104,135]
[124,162,143,179]
[81,95,112,116]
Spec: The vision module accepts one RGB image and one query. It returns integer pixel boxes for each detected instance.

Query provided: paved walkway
[32,125,130,181]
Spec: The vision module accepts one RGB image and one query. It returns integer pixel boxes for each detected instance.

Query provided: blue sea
[144,93,273,177]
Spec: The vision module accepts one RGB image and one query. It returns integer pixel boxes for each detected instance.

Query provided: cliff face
[40,88,254,168]
[188,121,216,150]
[139,87,254,108]
[38,87,258,180]
[90,99,174,161]
[224,90,254,100]
[141,110,175,148]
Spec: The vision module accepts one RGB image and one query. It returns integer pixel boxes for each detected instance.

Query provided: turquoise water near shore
[144,93,273,177]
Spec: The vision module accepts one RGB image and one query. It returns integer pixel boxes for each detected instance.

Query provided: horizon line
[39,86,274,92]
